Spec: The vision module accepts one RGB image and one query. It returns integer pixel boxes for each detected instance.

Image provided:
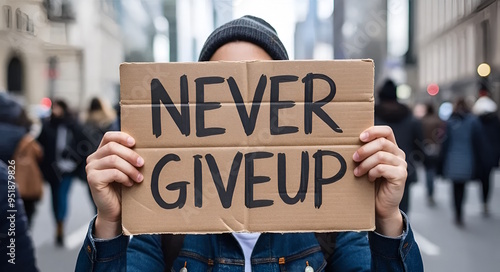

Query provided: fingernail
[127,137,135,146]
[137,173,143,182]
[354,167,359,176]
[137,157,144,166]
[360,132,369,141]
[353,152,360,161]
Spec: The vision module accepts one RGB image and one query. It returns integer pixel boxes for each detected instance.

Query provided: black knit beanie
[378,79,398,101]
[198,15,289,61]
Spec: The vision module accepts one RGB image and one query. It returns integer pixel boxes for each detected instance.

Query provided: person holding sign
[76,15,423,271]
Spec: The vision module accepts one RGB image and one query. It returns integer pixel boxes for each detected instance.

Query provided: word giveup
[152,150,347,210]
[149,72,346,210]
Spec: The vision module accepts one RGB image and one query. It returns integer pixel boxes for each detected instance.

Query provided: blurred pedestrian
[82,97,117,160]
[78,97,117,213]
[38,99,84,246]
[0,93,26,163]
[12,109,44,227]
[440,97,483,227]
[0,93,44,227]
[472,85,500,217]
[0,161,39,271]
[0,92,39,270]
[375,79,424,214]
[420,103,445,206]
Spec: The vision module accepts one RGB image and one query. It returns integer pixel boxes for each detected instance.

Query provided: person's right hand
[86,132,144,238]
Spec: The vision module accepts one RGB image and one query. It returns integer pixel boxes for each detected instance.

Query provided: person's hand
[86,132,144,238]
[352,126,407,237]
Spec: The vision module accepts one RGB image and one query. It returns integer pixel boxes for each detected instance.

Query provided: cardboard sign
[120,60,375,235]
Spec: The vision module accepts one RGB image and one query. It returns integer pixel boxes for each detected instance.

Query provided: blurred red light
[41,97,52,108]
[427,83,439,96]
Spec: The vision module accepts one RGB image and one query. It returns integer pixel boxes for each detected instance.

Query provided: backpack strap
[160,234,186,272]
[314,232,338,262]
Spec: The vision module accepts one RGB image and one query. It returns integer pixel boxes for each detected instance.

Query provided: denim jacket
[76,212,423,271]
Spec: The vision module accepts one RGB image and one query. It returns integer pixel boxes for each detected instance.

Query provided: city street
[410,168,500,271]
[31,180,95,272]
[30,168,500,271]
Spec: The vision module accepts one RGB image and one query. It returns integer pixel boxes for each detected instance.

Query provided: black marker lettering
[245,152,274,208]
[302,73,343,134]
[151,154,190,209]
[278,152,308,204]
[194,155,203,208]
[270,75,299,135]
[151,76,190,138]
[206,152,243,208]
[313,150,346,208]
[227,75,267,136]
[195,76,226,137]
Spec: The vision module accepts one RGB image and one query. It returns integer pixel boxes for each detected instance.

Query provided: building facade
[0,0,80,109]
[416,0,500,105]
[0,0,124,113]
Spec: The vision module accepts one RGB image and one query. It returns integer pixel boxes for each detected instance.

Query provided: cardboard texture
[120,60,375,235]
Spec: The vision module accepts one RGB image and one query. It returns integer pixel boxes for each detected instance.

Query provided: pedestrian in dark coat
[472,86,500,216]
[0,93,39,271]
[0,93,44,227]
[420,103,445,206]
[0,93,25,163]
[441,97,483,227]
[375,79,424,214]
[37,99,84,246]
[0,161,39,271]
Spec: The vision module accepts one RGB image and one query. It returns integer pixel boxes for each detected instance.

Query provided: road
[30,168,500,271]
[31,180,95,272]
[410,168,500,271]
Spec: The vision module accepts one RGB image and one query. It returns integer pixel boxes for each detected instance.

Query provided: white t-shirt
[232,233,261,272]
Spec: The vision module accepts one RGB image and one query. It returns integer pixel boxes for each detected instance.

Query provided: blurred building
[416,0,500,105]
[333,0,389,85]
[121,0,167,62]
[0,0,79,110]
[67,0,124,106]
[294,0,334,60]
[173,0,214,62]
[0,0,124,113]
[167,0,304,62]
[162,0,333,62]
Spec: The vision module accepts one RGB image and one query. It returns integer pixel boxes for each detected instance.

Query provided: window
[7,57,24,94]
[47,0,75,21]
[479,20,490,62]
[3,5,11,28]
[16,8,21,30]
[27,18,34,34]
[22,13,28,31]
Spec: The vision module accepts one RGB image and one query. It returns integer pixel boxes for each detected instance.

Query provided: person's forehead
[209,41,273,61]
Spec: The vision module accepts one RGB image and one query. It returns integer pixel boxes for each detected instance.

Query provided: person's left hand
[352,126,407,237]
